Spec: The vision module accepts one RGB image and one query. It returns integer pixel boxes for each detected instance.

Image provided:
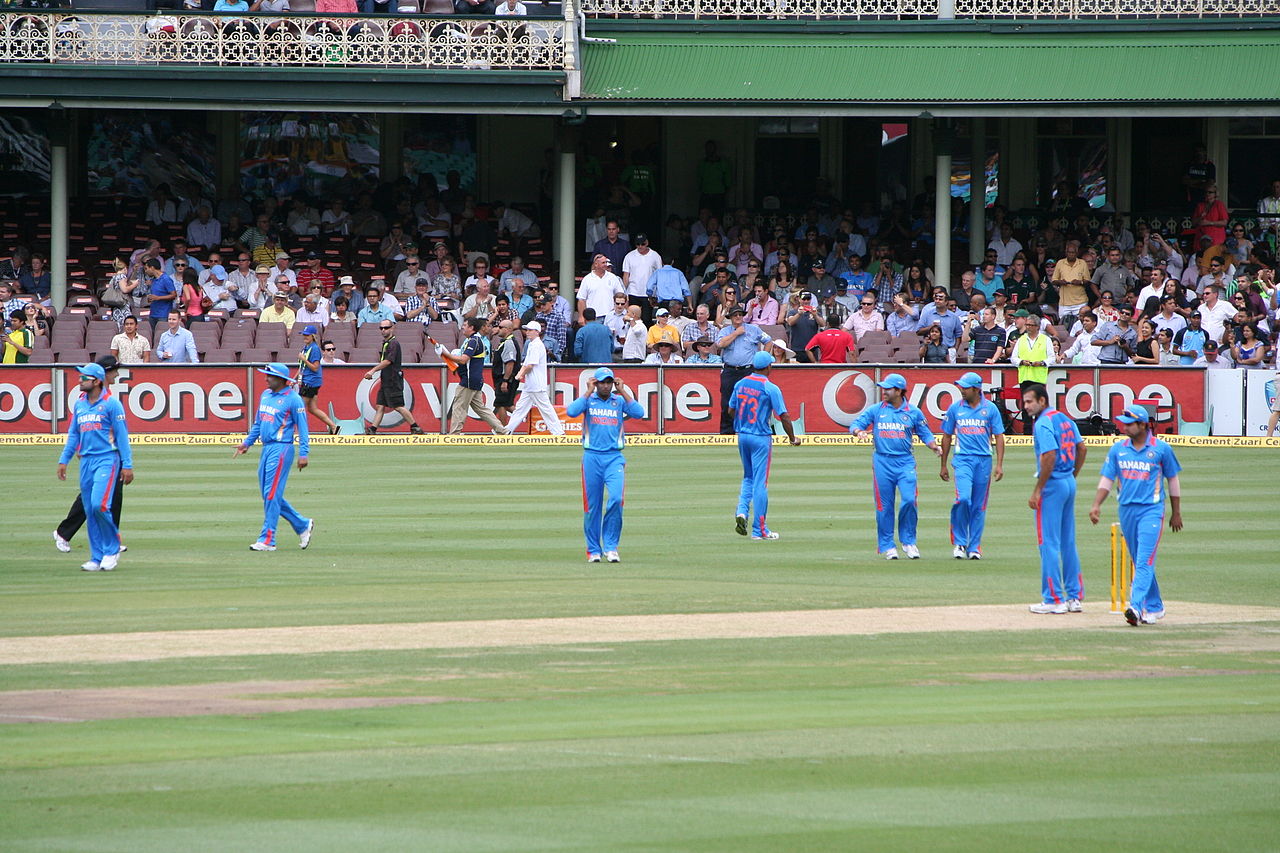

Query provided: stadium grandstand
[0,0,1277,370]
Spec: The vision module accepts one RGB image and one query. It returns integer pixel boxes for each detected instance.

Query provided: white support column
[969,117,985,265]
[934,120,953,288]
[556,127,577,294]
[50,107,69,315]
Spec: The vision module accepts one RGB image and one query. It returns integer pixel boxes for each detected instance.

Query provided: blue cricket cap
[593,367,615,382]
[258,362,292,381]
[1115,405,1150,424]
[877,373,907,390]
[77,363,106,382]
[301,325,318,336]
[956,371,983,389]
[752,351,775,370]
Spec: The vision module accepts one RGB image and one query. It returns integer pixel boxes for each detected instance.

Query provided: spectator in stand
[297,252,335,295]
[806,318,856,363]
[1225,224,1254,266]
[648,262,692,315]
[961,307,1006,364]
[644,340,683,365]
[1131,319,1160,365]
[110,315,150,364]
[620,305,647,363]
[394,256,424,295]
[1092,304,1137,365]
[1172,311,1209,364]
[572,253,622,323]
[871,251,903,311]
[1156,328,1180,365]
[1052,240,1094,327]
[320,341,345,365]
[573,308,614,364]
[1195,256,1232,297]
[951,270,980,311]
[430,257,461,302]
[1151,296,1188,337]
[622,234,662,322]
[1257,178,1280,234]
[886,293,919,337]
[593,220,630,277]
[178,261,207,324]
[462,278,498,321]
[714,283,742,326]
[495,0,528,13]
[744,281,779,326]
[1193,339,1229,368]
[1197,285,1234,343]
[645,308,682,352]
[915,286,964,348]
[1232,323,1267,368]
[226,253,255,303]
[988,222,1023,267]
[806,260,845,303]
[154,312,199,363]
[1192,184,1229,247]
[164,239,204,279]
[843,293,885,341]
[2,310,32,363]
[499,256,538,295]
[260,291,296,329]
[765,239,798,280]
[404,279,439,327]
[919,324,951,363]
[296,293,328,330]
[728,227,763,277]
[686,337,722,364]
[19,253,51,302]
[380,222,415,279]
[681,303,718,356]
[143,258,177,332]
[332,276,365,315]
[715,306,773,433]
[972,260,1004,302]
[421,242,449,281]
[1003,260,1038,310]
[357,286,395,328]
[330,297,355,326]
[186,205,221,249]
[784,289,820,362]
[1093,246,1138,301]
[463,258,497,295]
[532,295,567,361]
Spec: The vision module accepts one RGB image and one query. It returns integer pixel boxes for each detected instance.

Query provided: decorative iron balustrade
[579,0,1268,16]
[0,11,565,69]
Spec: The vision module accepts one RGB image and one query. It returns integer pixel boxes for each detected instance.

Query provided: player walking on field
[1089,406,1183,626]
[503,320,564,436]
[850,373,941,560]
[56,362,134,572]
[939,372,1006,559]
[732,351,800,541]
[53,356,127,556]
[234,363,315,552]
[1022,382,1087,613]
[566,367,644,563]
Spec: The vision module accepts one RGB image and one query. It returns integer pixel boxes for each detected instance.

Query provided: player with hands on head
[1088,406,1183,626]
[565,368,645,563]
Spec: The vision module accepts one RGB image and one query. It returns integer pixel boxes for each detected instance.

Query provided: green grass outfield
[1,445,1277,851]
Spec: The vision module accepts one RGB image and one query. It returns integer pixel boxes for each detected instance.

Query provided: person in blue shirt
[296,325,338,436]
[1023,382,1088,614]
[939,372,1006,559]
[851,372,941,559]
[234,363,314,552]
[732,351,800,540]
[57,362,134,572]
[143,258,177,332]
[1089,406,1184,626]
[565,367,645,563]
[647,263,691,312]
[716,306,773,434]
[573,308,616,364]
[915,286,965,348]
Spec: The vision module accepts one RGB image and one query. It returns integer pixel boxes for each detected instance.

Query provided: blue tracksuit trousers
[80,455,122,562]
[582,449,626,556]
[950,455,993,554]
[1035,475,1083,604]
[1119,504,1165,614]
[258,443,309,547]
[736,433,773,536]
[872,454,917,552]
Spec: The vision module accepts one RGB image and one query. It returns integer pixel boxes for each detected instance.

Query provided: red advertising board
[0,365,1205,434]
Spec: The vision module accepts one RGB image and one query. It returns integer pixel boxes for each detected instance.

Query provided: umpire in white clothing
[503,320,565,435]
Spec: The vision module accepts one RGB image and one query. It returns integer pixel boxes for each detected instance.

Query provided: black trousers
[57,468,125,542]
[628,294,652,325]
[719,365,752,434]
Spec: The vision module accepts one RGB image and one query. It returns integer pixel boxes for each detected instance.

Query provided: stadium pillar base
[968,117,985,266]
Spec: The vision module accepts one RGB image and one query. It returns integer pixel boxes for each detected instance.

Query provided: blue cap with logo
[593,367,615,382]
[301,325,318,336]
[877,373,907,390]
[76,363,106,382]
[752,351,775,370]
[1115,405,1150,424]
[257,362,293,381]
[956,371,984,389]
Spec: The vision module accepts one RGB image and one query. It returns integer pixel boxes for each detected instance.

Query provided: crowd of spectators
[3,156,1279,374]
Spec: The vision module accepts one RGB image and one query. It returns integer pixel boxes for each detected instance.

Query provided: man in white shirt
[1062,312,1102,365]
[1150,296,1187,337]
[248,265,278,310]
[502,320,563,435]
[1197,285,1235,344]
[462,278,497,320]
[1193,340,1230,368]
[499,256,538,294]
[394,256,424,294]
[493,201,539,240]
[186,205,221,249]
[463,258,499,296]
[620,305,648,362]
[987,222,1023,267]
[296,294,328,330]
[576,253,624,322]
[621,235,663,320]
[272,252,298,301]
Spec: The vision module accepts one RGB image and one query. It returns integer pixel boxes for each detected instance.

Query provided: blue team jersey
[565,392,645,452]
[1032,409,1080,478]
[299,342,322,387]
[245,387,310,455]
[59,391,133,468]
[941,398,1005,457]
[1100,436,1181,506]
[732,373,787,436]
[849,401,934,456]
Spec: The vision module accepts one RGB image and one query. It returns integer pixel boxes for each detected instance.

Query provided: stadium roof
[578,28,1280,110]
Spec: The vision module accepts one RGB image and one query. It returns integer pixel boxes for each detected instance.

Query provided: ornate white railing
[579,0,1269,15]
[0,11,565,69]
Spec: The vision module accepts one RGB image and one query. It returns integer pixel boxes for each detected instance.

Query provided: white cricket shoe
[299,519,315,550]
[1029,602,1068,614]
[604,551,620,563]
[81,561,101,572]
[902,544,921,560]
[751,531,780,540]
[968,551,982,560]
[1066,599,1082,613]
[883,548,899,560]
[1140,610,1162,624]
[53,531,71,553]
[587,553,601,563]
[249,541,276,552]
[100,553,119,571]
[734,514,748,536]
[952,545,966,559]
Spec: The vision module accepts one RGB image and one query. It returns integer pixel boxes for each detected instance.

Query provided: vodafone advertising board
[0,365,1205,434]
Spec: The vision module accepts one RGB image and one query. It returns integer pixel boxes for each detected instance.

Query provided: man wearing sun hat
[850,372,941,560]
[234,362,314,552]
[1089,405,1184,625]
[940,371,1006,560]
[56,361,133,572]
[732,351,801,541]
[565,367,645,562]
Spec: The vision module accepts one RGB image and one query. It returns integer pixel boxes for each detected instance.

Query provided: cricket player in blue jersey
[565,367,645,563]
[1089,406,1183,626]
[939,372,1006,560]
[234,362,314,552]
[851,373,941,560]
[57,362,134,572]
[1022,382,1087,613]
[732,351,800,540]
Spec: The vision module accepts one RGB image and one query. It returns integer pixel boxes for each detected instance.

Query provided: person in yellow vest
[1010,308,1054,433]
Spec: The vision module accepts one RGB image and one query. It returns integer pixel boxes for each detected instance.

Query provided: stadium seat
[239,348,278,364]
[1177,403,1213,436]
[56,348,91,365]
[858,330,891,346]
[204,348,239,363]
[347,348,381,363]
